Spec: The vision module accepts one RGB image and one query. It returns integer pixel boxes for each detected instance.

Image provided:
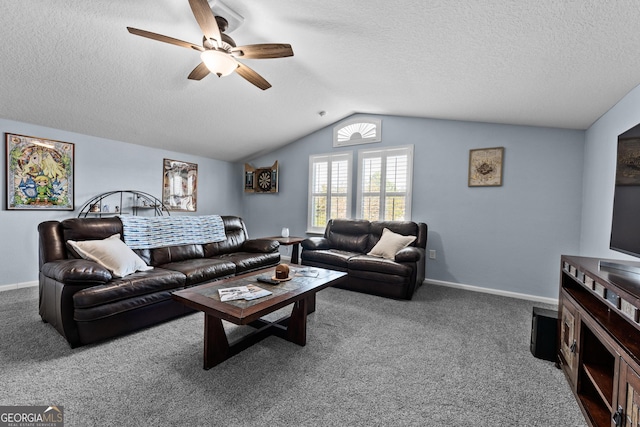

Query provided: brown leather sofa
[300,219,427,300]
[38,216,280,347]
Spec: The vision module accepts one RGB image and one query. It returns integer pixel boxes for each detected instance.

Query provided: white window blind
[308,152,353,233]
[333,117,382,147]
[357,145,413,221]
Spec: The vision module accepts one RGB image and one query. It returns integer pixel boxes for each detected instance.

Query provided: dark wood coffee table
[172,265,346,369]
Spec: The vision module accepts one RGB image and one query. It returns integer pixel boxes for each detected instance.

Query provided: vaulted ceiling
[3,1,640,162]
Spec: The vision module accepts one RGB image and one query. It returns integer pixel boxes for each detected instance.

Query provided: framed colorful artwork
[6,133,75,210]
[468,147,504,187]
[162,158,197,211]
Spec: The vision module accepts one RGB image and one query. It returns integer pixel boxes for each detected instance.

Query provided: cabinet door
[619,361,640,427]
[560,295,579,381]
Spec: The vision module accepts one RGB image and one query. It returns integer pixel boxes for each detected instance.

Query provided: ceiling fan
[127,0,293,90]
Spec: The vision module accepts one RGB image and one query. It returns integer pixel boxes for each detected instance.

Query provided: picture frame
[6,133,75,210]
[162,158,197,211]
[468,147,504,187]
[615,137,640,185]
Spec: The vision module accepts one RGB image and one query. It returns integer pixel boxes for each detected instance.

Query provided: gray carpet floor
[0,284,586,426]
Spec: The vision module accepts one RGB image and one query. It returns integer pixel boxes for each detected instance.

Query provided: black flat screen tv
[610,123,640,258]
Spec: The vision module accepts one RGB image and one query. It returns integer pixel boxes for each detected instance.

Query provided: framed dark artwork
[615,137,640,186]
[162,158,197,211]
[468,147,504,187]
[244,161,278,193]
[6,133,74,210]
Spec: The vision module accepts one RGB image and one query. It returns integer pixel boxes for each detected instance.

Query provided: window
[333,117,382,147]
[357,145,413,221]
[307,152,353,233]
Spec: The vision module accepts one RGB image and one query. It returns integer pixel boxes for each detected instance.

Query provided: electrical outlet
[429,250,436,260]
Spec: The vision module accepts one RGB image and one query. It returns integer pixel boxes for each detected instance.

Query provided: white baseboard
[0,280,38,293]
[425,278,558,306]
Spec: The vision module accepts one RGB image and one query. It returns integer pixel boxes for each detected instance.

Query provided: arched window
[333,117,381,147]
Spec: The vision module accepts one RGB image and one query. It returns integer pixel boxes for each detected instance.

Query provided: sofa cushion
[150,244,204,266]
[301,249,359,269]
[348,254,414,277]
[68,234,153,278]
[62,217,123,243]
[159,258,236,286]
[367,228,416,259]
[326,219,371,253]
[203,216,248,256]
[73,268,187,309]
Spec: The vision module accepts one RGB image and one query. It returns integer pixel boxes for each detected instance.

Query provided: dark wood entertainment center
[559,255,640,427]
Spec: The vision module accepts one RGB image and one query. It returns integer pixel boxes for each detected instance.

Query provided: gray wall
[241,114,585,300]
[580,83,640,259]
[0,118,241,287]
[1,112,590,300]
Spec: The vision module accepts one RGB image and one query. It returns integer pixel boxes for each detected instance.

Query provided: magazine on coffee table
[218,285,272,301]
[295,267,319,278]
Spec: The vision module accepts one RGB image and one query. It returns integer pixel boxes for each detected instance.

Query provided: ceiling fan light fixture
[200,50,237,77]
[127,0,292,89]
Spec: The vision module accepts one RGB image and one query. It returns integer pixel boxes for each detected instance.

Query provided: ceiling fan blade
[188,62,210,80]
[235,62,271,90]
[231,44,294,59]
[188,0,222,47]
[127,27,204,51]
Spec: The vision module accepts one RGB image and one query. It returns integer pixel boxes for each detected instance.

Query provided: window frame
[307,151,353,234]
[356,145,414,221]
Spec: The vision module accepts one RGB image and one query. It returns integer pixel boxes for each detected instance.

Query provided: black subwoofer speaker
[530,307,558,361]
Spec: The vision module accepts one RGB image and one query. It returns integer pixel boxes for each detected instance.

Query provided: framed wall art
[162,158,197,211]
[468,147,504,187]
[6,133,74,210]
[615,135,640,185]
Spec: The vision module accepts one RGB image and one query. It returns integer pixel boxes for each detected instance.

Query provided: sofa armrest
[41,259,113,284]
[39,259,113,348]
[301,237,330,250]
[394,247,423,263]
[243,239,280,253]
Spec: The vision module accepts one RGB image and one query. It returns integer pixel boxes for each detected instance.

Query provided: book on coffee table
[217,285,272,301]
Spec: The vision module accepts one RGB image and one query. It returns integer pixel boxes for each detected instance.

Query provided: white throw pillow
[68,234,153,278]
[367,228,416,260]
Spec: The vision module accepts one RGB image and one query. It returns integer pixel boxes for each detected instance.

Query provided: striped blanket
[119,215,226,249]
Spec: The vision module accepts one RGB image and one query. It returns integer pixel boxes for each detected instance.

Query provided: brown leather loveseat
[38,215,279,347]
[300,219,427,299]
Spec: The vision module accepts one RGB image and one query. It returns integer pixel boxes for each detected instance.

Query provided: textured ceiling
[2,1,640,162]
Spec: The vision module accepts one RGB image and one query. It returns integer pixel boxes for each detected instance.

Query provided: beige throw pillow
[367,228,416,259]
[67,234,153,278]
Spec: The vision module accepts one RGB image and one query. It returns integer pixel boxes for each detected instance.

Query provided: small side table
[262,236,305,264]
